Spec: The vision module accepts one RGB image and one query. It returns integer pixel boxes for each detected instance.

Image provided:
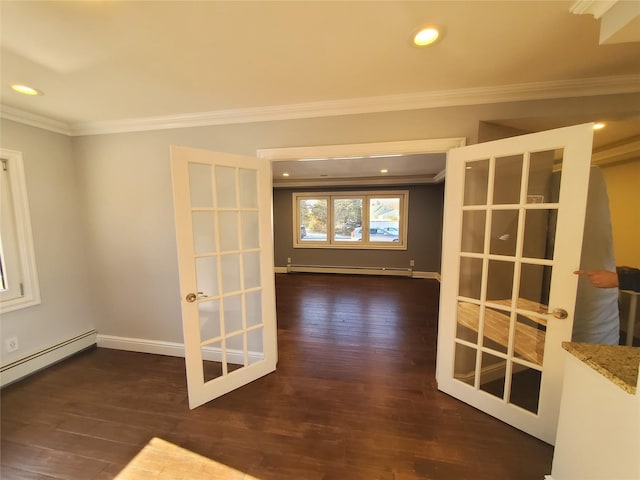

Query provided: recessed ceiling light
[593,122,606,130]
[380,169,389,174]
[282,172,290,177]
[413,26,440,46]
[11,84,42,96]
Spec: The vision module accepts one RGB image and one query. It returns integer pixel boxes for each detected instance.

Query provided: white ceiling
[1,0,639,181]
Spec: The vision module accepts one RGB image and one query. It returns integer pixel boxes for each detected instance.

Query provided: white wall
[0,120,94,372]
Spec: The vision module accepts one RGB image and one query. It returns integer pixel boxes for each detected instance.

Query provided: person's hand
[574,270,619,288]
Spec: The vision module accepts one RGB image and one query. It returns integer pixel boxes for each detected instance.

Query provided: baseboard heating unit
[0,329,97,387]
[286,263,413,277]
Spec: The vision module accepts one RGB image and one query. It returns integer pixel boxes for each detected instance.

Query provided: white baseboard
[412,271,441,281]
[97,334,185,357]
[274,266,440,281]
[0,330,97,387]
[97,334,263,365]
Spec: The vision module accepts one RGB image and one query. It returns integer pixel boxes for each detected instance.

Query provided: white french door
[436,124,594,444]
[171,145,277,409]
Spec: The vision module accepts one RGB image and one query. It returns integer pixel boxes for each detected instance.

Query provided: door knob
[547,308,568,319]
[185,292,208,303]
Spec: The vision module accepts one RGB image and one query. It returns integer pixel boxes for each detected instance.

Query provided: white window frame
[293,190,408,250]
[0,149,40,313]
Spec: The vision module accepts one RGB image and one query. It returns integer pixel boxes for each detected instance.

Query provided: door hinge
[20,283,24,296]
[1,159,7,172]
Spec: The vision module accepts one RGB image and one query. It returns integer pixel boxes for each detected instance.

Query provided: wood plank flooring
[1,273,553,479]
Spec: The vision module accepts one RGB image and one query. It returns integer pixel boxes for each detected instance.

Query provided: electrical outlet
[409,259,415,267]
[287,257,291,264]
[6,336,18,352]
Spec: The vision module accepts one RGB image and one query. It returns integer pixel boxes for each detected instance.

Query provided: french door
[436,124,594,444]
[171,145,277,409]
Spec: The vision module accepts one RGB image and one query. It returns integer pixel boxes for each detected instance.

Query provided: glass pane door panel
[245,290,262,328]
[241,212,260,249]
[528,149,563,204]
[513,314,546,366]
[461,210,486,253]
[223,294,243,334]
[192,212,216,255]
[189,163,213,208]
[486,260,514,303]
[490,210,519,256]
[220,254,241,293]
[247,328,264,365]
[479,352,506,399]
[333,198,362,241]
[509,366,542,414]
[195,256,219,297]
[463,159,489,206]
[483,306,511,354]
[459,257,483,299]
[456,301,480,343]
[226,334,245,372]
[215,166,237,208]
[493,155,523,205]
[519,263,552,309]
[218,212,239,252]
[243,252,261,289]
[202,342,223,382]
[523,209,557,260]
[238,169,258,208]
[199,299,221,341]
[454,343,477,387]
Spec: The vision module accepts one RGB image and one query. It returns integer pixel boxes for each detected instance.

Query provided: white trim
[274,265,440,280]
[0,149,41,313]
[592,137,640,166]
[292,190,409,250]
[2,75,638,136]
[570,0,617,18]
[412,271,441,281]
[288,264,412,277]
[272,174,445,188]
[96,334,263,365]
[259,138,466,161]
[0,105,72,136]
[0,330,97,387]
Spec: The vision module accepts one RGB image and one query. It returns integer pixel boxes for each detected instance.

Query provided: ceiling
[1,0,639,182]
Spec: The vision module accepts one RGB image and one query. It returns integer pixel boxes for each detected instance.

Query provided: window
[0,149,40,312]
[293,191,408,249]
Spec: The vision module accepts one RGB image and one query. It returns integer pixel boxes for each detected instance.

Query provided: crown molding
[592,136,640,165]
[570,0,618,18]
[2,74,639,137]
[0,105,71,136]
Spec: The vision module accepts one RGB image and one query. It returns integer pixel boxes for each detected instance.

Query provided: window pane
[333,198,362,242]
[369,197,400,243]
[299,198,327,241]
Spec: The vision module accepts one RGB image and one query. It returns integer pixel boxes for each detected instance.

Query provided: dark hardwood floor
[1,273,553,479]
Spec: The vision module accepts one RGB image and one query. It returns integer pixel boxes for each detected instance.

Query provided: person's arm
[574,270,619,288]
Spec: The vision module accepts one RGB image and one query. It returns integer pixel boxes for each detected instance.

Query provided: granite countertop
[562,342,640,394]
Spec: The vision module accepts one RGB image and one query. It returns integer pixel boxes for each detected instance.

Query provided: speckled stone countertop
[562,342,640,395]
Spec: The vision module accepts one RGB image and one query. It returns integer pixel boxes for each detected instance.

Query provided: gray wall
[0,120,94,366]
[273,184,445,272]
